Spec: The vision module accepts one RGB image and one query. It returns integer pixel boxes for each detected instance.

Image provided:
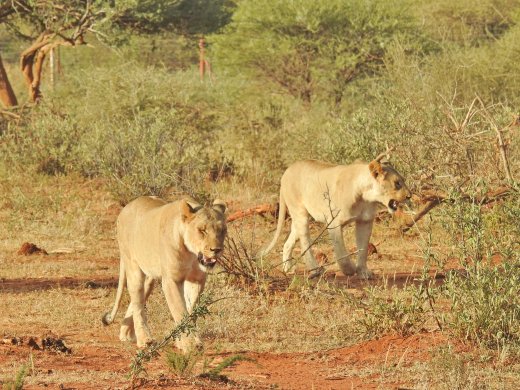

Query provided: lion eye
[198,227,207,236]
[395,181,402,190]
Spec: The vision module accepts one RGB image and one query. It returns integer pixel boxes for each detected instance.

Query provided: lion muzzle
[197,252,218,268]
[388,199,399,212]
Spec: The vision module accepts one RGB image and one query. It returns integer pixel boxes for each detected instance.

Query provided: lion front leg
[355,220,374,279]
[162,279,201,352]
[184,277,206,314]
[181,278,206,350]
[328,225,356,276]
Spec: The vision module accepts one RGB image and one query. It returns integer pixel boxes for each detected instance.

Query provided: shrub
[357,285,428,337]
[166,349,202,378]
[440,193,520,351]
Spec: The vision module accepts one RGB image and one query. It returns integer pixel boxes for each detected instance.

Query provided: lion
[261,157,411,279]
[101,196,227,351]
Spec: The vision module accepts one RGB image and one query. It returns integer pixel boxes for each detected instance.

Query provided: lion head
[368,160,411,214]
[181,199,227,269]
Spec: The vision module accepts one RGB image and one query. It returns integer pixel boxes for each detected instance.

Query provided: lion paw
[307,266,325,280]
[136,337,156,349]
[119,326,136,343]
[357,268,374,280]
[177,336,203,353]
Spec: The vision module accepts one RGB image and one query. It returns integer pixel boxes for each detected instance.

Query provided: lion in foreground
[261,157,411,279]
[102,196,227,351]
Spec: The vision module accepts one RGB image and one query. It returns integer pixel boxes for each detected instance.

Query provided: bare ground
[1,176,517,389]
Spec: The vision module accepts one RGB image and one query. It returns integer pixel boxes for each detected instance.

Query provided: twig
[129,294,213,382]
[475,95,516,184]
[375,145,395,162]
[0,109,20,119]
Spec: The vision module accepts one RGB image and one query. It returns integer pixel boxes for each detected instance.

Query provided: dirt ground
[0,274,451,390]
[0,176,516,389]
[0,321,448,389]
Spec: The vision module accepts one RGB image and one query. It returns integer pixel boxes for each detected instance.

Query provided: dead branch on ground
[226,203,278,223]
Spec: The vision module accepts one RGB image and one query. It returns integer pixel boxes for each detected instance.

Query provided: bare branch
[375,145,395,162]
[475,95,516,184]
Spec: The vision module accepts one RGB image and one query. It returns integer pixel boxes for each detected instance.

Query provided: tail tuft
[101,312,113,326]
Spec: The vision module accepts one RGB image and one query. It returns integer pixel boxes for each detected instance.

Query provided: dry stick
[475,95,516,184]
[400,198,442,233]
[375,145,395,162]
[0,109,20,119]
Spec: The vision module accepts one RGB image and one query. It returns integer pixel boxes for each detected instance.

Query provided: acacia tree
[210,0,428,105]
[0,0,231,106]
[0,1,115,103]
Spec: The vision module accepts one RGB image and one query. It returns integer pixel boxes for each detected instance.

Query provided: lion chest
[158,247,199,281]
[345,200,378,223]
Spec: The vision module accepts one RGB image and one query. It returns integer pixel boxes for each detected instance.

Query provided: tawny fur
[102,196,227,351]
[261,159,411,279]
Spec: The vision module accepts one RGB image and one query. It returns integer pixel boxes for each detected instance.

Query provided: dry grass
[1,164,519,389]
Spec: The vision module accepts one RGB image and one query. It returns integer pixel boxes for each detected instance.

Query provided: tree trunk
[20,34,52,103]
[0,54,18,107]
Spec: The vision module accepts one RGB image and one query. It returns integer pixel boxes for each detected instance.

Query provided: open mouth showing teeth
[197,252,217,268]
[388,199,399,212]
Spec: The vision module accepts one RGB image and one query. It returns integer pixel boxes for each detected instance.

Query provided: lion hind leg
[119,276,155,343]
[127,271,154,348]
[293,216,320,273]
[119,305,136,342]
[162,279,198,353]
[282,223,298,273]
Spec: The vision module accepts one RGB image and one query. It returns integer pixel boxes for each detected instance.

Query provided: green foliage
[2,364,27,390]
[166,348,202,378]
[89,107,214,204]
[109,0,234,36]
[357,285,428,337]
[210,0,430,105]
[440,193,520,351]
[130,294,212,379]
[0,0,232,43]
[1,63,220,203]
[417,0,520,46]
[445,261,520,351]
[200,354,251,382]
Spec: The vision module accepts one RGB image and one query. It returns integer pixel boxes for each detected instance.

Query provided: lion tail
[259,190,287,257]
[101,258,126,326]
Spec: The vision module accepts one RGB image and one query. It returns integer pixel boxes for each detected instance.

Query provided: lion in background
[102,196,227,351]
[261,156,411,279]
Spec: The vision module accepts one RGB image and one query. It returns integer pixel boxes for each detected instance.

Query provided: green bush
[357,285,428,337]
[445,261,520,350]
[1,63,222,203]
[440,193,520,351]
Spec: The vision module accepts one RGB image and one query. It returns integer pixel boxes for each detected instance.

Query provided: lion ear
[181,200,198,222]
[212,199,227,215]
[368,160,385,179]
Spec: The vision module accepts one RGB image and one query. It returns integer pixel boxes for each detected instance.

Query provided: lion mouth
[197,252,217,268]
[388,199,399,212]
